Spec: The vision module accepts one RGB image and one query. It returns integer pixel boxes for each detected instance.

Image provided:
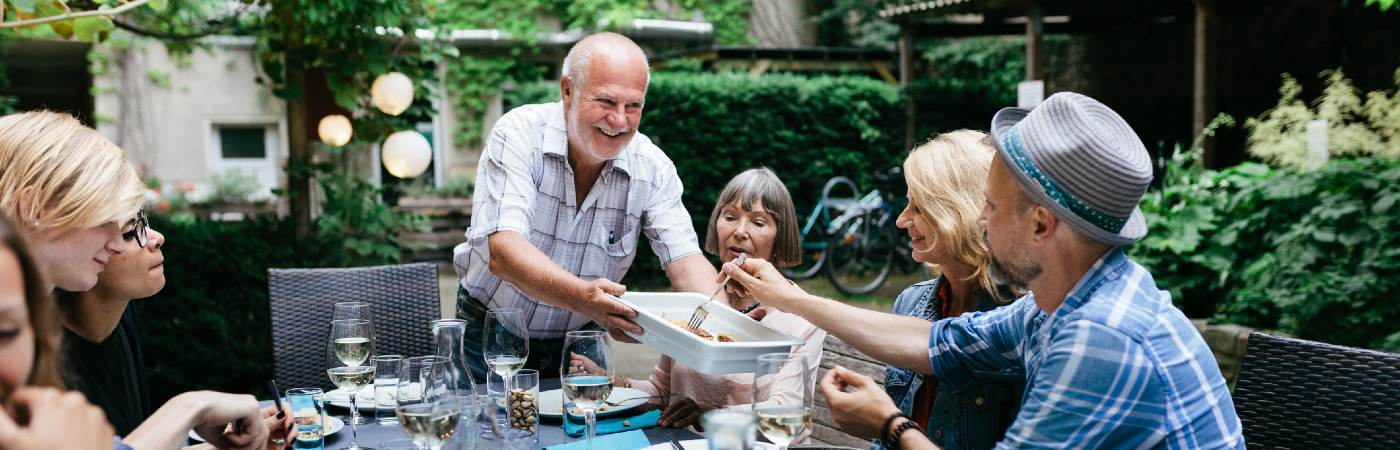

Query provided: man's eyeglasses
[121,210,148,247]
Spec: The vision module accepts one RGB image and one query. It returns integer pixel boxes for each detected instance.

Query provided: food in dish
[669,319,738,342]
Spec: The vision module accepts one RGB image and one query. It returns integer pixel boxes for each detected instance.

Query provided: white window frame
[205,115,288,200]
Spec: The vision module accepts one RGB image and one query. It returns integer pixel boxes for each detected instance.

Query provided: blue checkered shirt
[927,248,1244,449]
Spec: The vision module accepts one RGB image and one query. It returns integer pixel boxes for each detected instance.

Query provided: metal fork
[603,393,672,407]
[686,253,747,331]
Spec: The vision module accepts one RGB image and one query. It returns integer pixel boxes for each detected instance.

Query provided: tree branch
[1,0,151,29]
[111,15,242,41]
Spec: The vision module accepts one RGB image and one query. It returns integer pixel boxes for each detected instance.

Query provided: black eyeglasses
[121,210,148,247]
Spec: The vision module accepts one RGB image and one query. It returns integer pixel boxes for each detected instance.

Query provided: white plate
[616,292,803,374]
[324,387,378,410]
[641,439,776,450]
[538,387,651,419]
[188,415,343,442]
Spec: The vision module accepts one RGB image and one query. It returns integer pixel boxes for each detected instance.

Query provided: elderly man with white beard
[452,32,719,382]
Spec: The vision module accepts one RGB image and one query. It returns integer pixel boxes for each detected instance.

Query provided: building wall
[94,37,287,201]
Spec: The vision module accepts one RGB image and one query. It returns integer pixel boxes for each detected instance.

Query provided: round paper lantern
[370,72,414,116]
[316,114,353,147]
[381,130,432,179]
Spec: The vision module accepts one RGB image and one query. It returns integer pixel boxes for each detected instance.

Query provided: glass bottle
[432,319,480,449]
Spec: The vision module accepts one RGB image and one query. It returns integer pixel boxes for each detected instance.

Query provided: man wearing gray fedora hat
[721,92,1244,449]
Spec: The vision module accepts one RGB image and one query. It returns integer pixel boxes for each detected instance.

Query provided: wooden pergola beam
[1194,0,1218,166]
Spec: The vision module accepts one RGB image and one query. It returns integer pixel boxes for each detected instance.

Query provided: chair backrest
[267,262,441,390]
[1234,332,1400,448]
[813,336,887,448]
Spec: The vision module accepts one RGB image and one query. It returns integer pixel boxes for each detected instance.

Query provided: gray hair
[561,32,651,97]
[705,167,802,268]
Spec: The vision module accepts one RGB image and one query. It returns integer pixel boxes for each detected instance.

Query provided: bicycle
[781,177,861,280]
[824,167,922,296]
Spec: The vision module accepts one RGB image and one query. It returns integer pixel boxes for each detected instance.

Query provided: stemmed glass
[333,302,376,425]
[561,330,613,450]
[752,352,813,450]
[483,308,528,435]
[396,356,460,450]
[327,319,376,450]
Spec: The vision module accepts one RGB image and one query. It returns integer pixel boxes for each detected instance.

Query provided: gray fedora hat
[989,92,1151,246]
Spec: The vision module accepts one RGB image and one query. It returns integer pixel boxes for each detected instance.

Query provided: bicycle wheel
[825,213,895,296]
[781,220,828,280]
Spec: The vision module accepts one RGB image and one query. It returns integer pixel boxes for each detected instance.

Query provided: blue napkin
[546,429,652,450]
[563,409,661,437]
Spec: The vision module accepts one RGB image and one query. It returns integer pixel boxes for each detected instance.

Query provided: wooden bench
[810,335,887,448]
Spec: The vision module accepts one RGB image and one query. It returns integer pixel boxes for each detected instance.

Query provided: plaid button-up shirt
[928,248,1244,449]
[453,102,702,338]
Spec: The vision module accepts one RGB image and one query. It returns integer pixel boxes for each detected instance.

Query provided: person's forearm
[123,393,204,450]
[664,253,719,295]
[488,232,589,310]
[782,293,934,374]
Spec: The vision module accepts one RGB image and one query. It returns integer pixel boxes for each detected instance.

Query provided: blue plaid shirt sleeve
[997,319,1167,449]
[927,296,1034,392]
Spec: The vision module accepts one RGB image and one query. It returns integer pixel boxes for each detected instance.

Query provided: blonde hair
[904,130,1007,301]
[705,167,802,268]
[0,111,143,234]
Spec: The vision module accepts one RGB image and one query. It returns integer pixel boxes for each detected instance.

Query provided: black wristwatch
[880,412,922,449]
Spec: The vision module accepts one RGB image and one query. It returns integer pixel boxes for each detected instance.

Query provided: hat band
[999,125,1128,233]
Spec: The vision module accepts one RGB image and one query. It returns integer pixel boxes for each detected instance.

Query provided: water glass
[507,369,540,444]
[373,354,404,425]
[286,388,325,450]
[703,410,758,450]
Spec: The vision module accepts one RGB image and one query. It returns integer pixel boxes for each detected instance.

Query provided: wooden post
[1194,0,1218,167]
[899,27,915,151]
[1025,0,1044,82]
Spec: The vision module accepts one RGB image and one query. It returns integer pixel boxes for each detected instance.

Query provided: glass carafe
[432,319,479,395]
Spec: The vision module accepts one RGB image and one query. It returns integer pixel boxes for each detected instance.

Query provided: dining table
[297,378,703,449]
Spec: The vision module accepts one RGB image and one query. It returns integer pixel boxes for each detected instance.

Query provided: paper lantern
[316,114,353,147]
[370,72,414,116]
[381,130,431,179]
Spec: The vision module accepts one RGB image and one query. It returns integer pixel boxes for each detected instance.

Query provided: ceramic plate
[538,387,651,419]
[324,387,378,411]
[640,439,776,450]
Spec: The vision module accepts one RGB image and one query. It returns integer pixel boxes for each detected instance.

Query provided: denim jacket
[872,277,1024,450]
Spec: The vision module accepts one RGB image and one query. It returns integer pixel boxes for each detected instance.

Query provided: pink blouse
[627,307,827,431]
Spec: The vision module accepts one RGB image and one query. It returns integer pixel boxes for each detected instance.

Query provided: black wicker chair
[268,262,441,390]
[1233,332,1400,449]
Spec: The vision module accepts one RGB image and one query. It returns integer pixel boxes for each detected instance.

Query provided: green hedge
[1133,153,1400,351]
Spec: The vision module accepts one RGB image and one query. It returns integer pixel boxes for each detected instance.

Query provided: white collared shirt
[453,102,701,338]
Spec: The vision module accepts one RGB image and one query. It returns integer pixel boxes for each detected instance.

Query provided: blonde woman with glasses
[0,111,146,292]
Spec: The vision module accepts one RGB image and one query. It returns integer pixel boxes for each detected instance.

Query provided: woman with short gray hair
[615,167,825,432]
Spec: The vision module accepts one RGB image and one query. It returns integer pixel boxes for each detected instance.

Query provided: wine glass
[561,330,613,450]
[396,356,458,450]
[752,352,813,450]
[327,319,376,450]
[483,308,528,434]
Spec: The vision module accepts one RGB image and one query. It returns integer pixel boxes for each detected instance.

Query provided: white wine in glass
[561,330,612,450]
[396,401,460,450]
[327,319,375,450]
[485,355,526,378]
[752,352,813,450]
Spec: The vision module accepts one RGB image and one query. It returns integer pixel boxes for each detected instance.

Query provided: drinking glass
[561,330,612,450]
[482,308,528,432]
[326,319,375,450]
[397,356,453,450]
[332,302,376,366]
[378,440,417,450]
[751,353,813,450]
[507,369,540,444]
[286,388,325,450]
[702,410,758,450]
[372,355,404,425]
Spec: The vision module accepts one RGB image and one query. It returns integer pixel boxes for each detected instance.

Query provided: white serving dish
[615,292,803,374]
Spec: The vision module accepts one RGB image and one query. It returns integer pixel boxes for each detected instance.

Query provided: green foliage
[508,72,907,286]
[205,169,264,203]
[313,145,430,267]
[811,0,899,48]
[398,174,473,199]
[1364,0,1396,11]
[1134,127,1400,350]
[1245,68,1400,168]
